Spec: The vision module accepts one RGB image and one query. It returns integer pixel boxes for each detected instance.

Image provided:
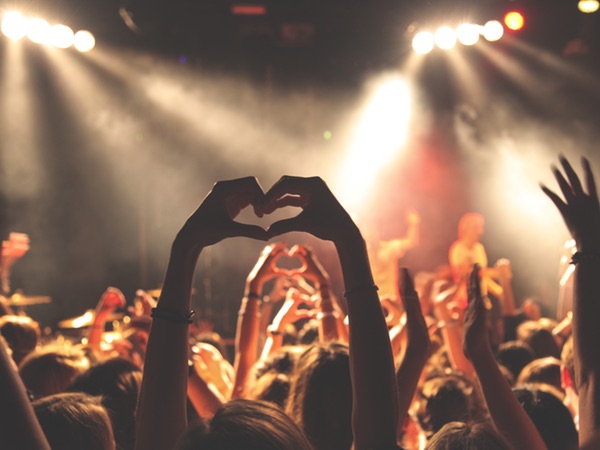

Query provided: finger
[583,157,598,200]
[541,185,568,218]
[552,165,575,203]
[228,222,269,241]
[294,310,314,321]
[560,155,584,196]
[262,195,306,214]
[268,216,307,238]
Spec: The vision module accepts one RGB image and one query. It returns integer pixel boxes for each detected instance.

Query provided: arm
[395,268,430,434]
[495,258,516,317]
[87,287,126,351]
[134,177,268,450]
[0,336,51,450]
[187,367,225,418]
[463,266,546,450]
[231,243,287,399]
[542,156,600,446]
[264,176,398,450]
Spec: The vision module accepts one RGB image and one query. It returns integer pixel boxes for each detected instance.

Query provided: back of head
[0,314,40,365]
[178,399,313,450]
[286,342,352,450]
[425,421,512,450]
[513,387,578,450]
[19,345,90,398]
[69,357,142,450]
[496,341,535,379]
[33,392,115,450]
[516,321,560,359]
[517,357,563,392]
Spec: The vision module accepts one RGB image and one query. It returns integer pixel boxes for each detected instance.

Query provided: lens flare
[456,23,480,46]
[578,0,599,13]
[74,30,95,52]
[482,20,504,42]
[26,17,52,44]
[435,26,457,50]
[1,12,27,41]
[412,31,434,55]
[50,24,74,48]
[504,11,525,31]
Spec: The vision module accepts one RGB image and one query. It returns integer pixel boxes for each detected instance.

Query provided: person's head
[178,399,313,450]
[69,357,142,450]
[517,357,563,393]
[253,345,305,380]
[458,213,484,242]
[249,372,291,408]
[19,345,90,399]
[286,342,352,450]
[522,298,542,321]
[425,421,512,450]
[33,392,115,450]
[513,387,578,450]
[297,320,320,345]
[516,321,560,359]
[0,314,40,365]
[495,341,535,380]
[416,370,480,439]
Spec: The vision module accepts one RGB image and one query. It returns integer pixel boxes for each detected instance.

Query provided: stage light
[435,26,457,50]
[578,0,599,13]
[482,20,504,42]
[456,23,480,46]
[26,17,51,44]
[412,31,435,54]
[504,11,525,31]
[50,24,74,48]
[74,30,95,52]
[1,12,27,40]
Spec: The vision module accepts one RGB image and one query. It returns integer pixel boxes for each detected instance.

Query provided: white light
[434,26,457,50]
[26,17,52,44]
[456,23,480,46]
[1,12,27,40]
[482,20,504,42]
[412,31,434,55]
[578,0,599,13]
[73,30,95,52]
[50,24,74,48]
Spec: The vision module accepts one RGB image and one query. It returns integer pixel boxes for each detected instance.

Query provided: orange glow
[504,11,525,31]
[231,5,266,15]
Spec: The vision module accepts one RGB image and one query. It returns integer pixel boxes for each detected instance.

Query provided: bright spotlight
[578,0,599,13]
[26,17,52,44]
[73,30,95,52]
[412,31,434,55]
[504,11,525,31]
[1,12,27,40]
[482,20,504,42]
[456,23,480,46]
[50,24,74,48]
[435,26,457,50]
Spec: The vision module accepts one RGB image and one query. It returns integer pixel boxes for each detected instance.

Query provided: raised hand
[261,176,359,243]
[462,265,488,361]
[270,288,314,333]
[399,268,429,350]
[541,156,600,251]
[246,243,289,295]
[96,287,126,314]
[175,177,268,252]
[289,244,331,288]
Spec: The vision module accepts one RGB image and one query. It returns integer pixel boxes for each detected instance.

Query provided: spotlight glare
[578,0,599,13]
[1,12,27,40]
[26,17,52,44]
[434,26,457,50]
[412,31,434,55]
[482,20,504,42]
[504,11,525,31]
[50,24,74,48]
[73,30,95,52]
[456,23,480,46]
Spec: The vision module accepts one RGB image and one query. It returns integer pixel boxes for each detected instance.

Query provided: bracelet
[570,251,600,265]
[151,308,195,324]
[343,284,379,298]
[245,292,261,299]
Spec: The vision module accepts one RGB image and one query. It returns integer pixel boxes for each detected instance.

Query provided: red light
[504,11,525,31]
[231,5,266,15]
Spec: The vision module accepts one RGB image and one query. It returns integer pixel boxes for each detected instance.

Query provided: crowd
[0,155,598,450]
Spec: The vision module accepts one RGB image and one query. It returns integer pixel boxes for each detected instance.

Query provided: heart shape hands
[177,175,358,250]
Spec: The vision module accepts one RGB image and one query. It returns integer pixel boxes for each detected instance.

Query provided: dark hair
[286,342,352,450]
[297,320,320,345]
[513,387,578,450]
[517,357,563,392]
[495,341,535,380]
[425,421,512,450]
[253,345,305,380]
[178,399,313,450]
[0,315,40,365]
[416,370,478,438]
[69,357,142,450]
[516,321,560,359]
[249,372,291,408]
[33,392,115,450]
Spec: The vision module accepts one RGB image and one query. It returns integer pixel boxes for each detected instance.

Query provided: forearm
[187,370,225,418]
[472,349,546,450]
[0,339,51,450]
[335,234,398,450]
[232,295,261,399]
[318,289,340,342]
[434,305,474,378]
[395,344,428,431]
[135,244,198,450]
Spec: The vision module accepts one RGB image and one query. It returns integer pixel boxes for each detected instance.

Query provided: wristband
[343,284,379,298]
[151,308,195,324]
[570,251,600,265]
